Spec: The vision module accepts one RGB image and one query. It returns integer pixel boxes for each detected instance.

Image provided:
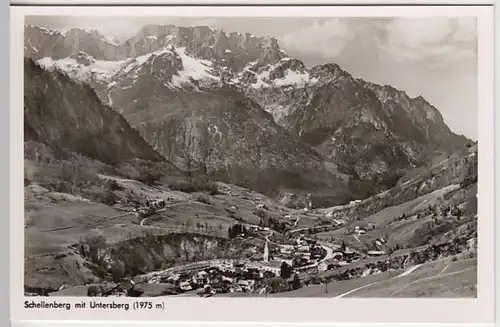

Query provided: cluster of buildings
[260,236,328,274]
[128,197,169,219]
[323,246,360,269]
[145,259,281,295]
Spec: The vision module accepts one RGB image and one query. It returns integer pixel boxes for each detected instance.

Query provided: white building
[280,247,292,254]
[317,261,328,273]
[179,281,192,291]
[237,280,255,292]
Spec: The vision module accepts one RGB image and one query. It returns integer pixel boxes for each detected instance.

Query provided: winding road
[396,264,423,277]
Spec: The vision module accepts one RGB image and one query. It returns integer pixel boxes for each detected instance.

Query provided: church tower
[263,239,269,262]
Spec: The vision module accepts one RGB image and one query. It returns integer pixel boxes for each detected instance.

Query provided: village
[75,171,475,299]
[26,150,478,299]
[124,195,397,297]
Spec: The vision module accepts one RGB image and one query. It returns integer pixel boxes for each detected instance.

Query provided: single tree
[280,262,293,279]
[292,274,301,290]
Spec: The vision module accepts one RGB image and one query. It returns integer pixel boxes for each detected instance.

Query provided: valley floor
[24,156,478,298]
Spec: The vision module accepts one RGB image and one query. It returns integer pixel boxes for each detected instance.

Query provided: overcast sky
[26,16,478,140]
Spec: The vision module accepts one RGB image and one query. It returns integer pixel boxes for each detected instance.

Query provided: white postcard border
[10,4,495,324]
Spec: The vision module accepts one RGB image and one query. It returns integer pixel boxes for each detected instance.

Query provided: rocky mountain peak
[311,63,349,79]
[25,22,471,201]
[69,51,96,66]
[25,24,288,75]
[119,24,287,73]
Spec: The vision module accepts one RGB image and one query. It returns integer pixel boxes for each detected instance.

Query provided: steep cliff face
[24,58,164,165]
[242,61,469,189]
[26,24,471,201]
[25,24,286,70]
[242,63,408,188]
[25,25,122,61]
[111,83,347,197]
[122,25,287,71]
[359,81,470,154]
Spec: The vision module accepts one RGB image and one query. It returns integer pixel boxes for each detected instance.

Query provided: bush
[90,190,120,206]
[115,159,172,185]
[280,262,293,279]
[254,209,267,219]
[105,180,123,191]
[291,274,302,290]
[266,277,292,293]
[110,260,126,282]
[81,235,108,265]
[460,176,478,188]
[24,140,130,206]
[228,224,247,239]
[137,172,162,186]
[169,175,221,195]
[195,194,211,204]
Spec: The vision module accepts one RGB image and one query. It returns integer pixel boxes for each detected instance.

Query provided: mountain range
[24,24,471,206]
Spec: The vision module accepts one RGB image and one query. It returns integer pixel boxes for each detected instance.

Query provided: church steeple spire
[263,239,269,262]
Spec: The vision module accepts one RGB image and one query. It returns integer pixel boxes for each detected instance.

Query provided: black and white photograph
[21,13,482,299]
[10,5,496,323]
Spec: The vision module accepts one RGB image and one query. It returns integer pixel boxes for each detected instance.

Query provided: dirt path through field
[334,263,457,298]
[388,266,474,296]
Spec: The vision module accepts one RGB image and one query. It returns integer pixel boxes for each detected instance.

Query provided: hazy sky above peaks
[26,16,478,140]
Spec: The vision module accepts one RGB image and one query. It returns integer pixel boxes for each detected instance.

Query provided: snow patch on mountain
[425,107,436,121]
[236,58,318,89]
[26,24,68,36]
[358,109,386,130]
[102,35,121,46]
[273,70,317,88]
[36,57,124,83]
[248,68,316,89]
[263,104,294,123]
[170,47,220,88]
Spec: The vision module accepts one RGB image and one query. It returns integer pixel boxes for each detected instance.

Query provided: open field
[269,269,404,297]
[341,257,477,298]
[389,267,476,298]
[25,174,301,255]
